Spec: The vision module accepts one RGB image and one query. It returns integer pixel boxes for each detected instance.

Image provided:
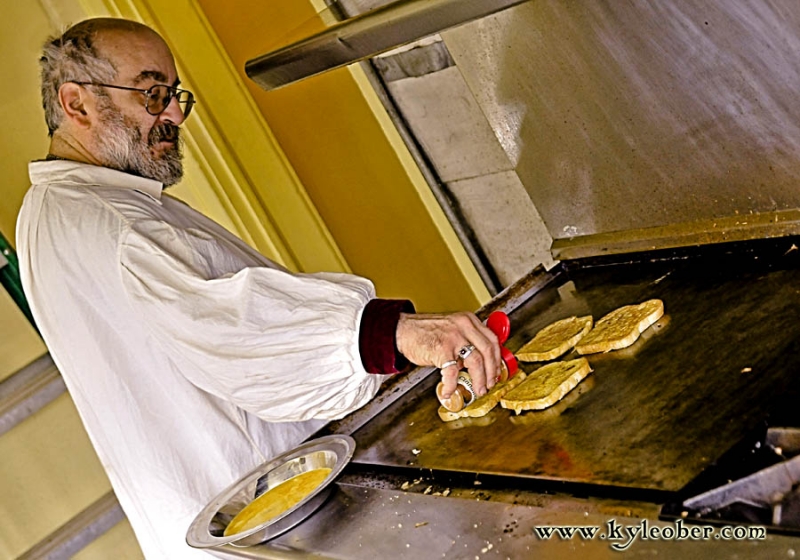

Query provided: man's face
[91,29,186,186]
[93,94,183,186]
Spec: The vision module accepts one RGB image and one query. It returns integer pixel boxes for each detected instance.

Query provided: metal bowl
[186,434,355,549]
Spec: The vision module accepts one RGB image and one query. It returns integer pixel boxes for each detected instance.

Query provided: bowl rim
[186,434,355,548]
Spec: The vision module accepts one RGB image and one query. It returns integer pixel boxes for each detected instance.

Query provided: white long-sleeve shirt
[16,160,386,559]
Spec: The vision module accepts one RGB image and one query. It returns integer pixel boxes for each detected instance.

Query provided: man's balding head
[40,18,185,186]
[39,18,168,136]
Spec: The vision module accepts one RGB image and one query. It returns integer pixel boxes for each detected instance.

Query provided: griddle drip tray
[662,427,800,534]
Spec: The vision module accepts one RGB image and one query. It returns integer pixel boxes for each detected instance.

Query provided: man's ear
[58,83,94,129]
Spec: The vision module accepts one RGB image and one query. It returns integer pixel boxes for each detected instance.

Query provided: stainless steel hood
[244,0,530,90]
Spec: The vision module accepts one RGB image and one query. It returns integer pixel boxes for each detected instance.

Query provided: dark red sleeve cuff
[358,298,416,374]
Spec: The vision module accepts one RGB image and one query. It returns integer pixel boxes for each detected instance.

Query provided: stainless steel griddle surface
[352,237,800,493]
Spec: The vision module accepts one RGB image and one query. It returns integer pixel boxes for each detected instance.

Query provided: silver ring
[457,344,475,360]
[439,360,459,370]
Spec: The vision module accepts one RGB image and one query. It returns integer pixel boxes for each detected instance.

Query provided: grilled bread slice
[575,299,664,355]
[500,358,592,414]
[438,372,528,422]
[516,315,593,362]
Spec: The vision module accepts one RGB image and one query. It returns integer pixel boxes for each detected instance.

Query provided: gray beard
[94,99,184,186]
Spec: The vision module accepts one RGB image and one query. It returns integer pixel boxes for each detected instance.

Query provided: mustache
[149,123,180,145]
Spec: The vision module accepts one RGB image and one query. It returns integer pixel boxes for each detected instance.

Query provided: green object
[0,231,38,334]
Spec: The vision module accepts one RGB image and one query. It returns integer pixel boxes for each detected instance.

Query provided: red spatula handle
[486,311,517,378]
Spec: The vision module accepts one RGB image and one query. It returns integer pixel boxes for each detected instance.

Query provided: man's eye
[148,85,170,103]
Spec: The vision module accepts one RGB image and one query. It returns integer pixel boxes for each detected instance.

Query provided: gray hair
[39,19,122,136]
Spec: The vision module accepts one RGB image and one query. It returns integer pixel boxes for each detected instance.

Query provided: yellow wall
[0,1,51,246]
[194,0,488,311]
[0,0,46,378]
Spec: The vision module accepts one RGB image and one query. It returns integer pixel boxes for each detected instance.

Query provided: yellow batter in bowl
[224,468,332,536]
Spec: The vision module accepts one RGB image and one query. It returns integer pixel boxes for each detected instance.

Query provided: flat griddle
[346,236,800,494]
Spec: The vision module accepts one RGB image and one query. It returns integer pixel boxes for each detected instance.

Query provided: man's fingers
[467,314,503,373]
[438,362,460,399]
[455,319,500,394]
[437,314,503,398]
[396,311,505,404]
[463,351,488,396]
[472,336,500,391]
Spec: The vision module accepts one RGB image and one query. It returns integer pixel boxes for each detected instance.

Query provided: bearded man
[16,17,501,558]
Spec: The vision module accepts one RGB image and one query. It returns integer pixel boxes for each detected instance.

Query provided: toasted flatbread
[438,372,528,422]
[516,315,593,362]
[500,358,592,414]
[575,299,664,355]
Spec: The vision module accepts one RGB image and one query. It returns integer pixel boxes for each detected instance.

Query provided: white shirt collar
[28,160,164,201]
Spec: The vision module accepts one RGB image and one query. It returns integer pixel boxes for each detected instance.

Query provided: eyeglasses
[73,82,195,119]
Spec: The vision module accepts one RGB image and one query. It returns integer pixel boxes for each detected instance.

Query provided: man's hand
[395,312,501,399]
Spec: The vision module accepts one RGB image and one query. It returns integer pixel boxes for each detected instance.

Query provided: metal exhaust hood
[245,0,530,91]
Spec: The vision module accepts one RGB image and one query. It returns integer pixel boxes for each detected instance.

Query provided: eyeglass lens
[147,85,194,118]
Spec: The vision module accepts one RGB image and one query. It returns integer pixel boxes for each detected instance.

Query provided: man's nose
[159,95,185,126]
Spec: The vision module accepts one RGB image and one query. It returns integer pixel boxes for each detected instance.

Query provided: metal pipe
[0,354,64,437]
[245,0,531,90]
[17,491,124,560]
